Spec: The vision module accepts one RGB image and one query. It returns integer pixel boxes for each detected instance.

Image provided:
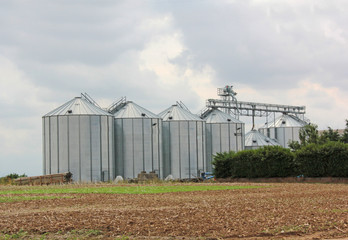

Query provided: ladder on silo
[176,101,191,113]
[81,92,101,108]
[107,96,127,114]
[199,106,212,119]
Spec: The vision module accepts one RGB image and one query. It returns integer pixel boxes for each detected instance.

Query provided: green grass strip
[0,195,72,203]
[0,185,261,195]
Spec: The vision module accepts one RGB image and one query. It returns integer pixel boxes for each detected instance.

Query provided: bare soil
[0,183,347,239]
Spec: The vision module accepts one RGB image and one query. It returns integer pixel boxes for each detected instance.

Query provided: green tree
[319,127,340,144]
[341,119,348,143]
[6,173,27,179]
[288,140,301,151]
[299,124,319,145]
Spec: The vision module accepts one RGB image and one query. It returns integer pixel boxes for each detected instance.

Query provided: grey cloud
[0,1,157,66]
[156,0,348,90]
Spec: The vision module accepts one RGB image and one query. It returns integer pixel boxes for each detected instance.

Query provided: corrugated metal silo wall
[259,128,266,137]
[239,123,245,150]
[42,115,115,182]
[114,118,163,179]
[245,146,259,150]
[205,122,245,172]
[260,127,302,148]
[162,121,206,179]
[291,127,301,146]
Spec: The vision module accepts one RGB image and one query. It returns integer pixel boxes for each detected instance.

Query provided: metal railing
[176,101,191,113]
[81,92,101,108]
[107,96,127,114]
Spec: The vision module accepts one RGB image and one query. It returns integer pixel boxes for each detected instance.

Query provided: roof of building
[44,97,111,116]
[113,101,160,119]
[203,109,243,124]
[158,104,203,121]
[245,130,280,147]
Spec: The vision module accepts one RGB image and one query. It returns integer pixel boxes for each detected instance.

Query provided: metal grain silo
[203,108,245,172]
[42,97,114,182]
[113,101,163,179]
[259,114,306,148]
[245,130,280,150]
[159,104,206,179]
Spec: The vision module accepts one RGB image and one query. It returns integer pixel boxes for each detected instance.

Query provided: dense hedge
[295,141,348,177]
[212,142,348,178]
[212,151,235,178]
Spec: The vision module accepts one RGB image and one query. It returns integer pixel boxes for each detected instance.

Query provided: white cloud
[234,79,347,130]
[139,14,216,111]
[0,56,50,176]
[287,80,348,129]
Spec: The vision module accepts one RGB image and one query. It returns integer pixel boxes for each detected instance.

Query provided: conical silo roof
[204,109,243,123]
[113,101,160,119]
[245,130,280,147]
[44,97,111,116]
[261,114,307,128]
[159,104,202,121]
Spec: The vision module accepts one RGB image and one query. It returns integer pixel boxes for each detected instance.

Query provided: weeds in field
[0,229,105,240]
[66,229,103,239]
[115,235,130,240]
[332,208,348,213]
[37,232,48,240]
[0,230,28,239]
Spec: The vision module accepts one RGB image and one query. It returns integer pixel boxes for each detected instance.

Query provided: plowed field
[0,183,347,239]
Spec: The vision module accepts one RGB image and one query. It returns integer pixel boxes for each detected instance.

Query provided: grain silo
[203,108,245,172]
[259,114,307,148]
[113,101,163,179]
[42,96,114,182]
[245,130,280,150]
[159,104,206,179]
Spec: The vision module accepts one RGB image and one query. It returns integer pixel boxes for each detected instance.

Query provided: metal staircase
[107,96,127,114]
[176,101,191,113]
[81,92,101,108]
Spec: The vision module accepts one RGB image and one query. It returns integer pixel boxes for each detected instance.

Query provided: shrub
[231,150,257,178]
[255,146,296,177]
[212,151,235,178]
[0,173,27,185]
[213,142,348,178]
[213,146,296,178]
[295,141,348,177]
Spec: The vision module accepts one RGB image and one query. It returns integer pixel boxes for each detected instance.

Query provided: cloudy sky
[1,0,347,177]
